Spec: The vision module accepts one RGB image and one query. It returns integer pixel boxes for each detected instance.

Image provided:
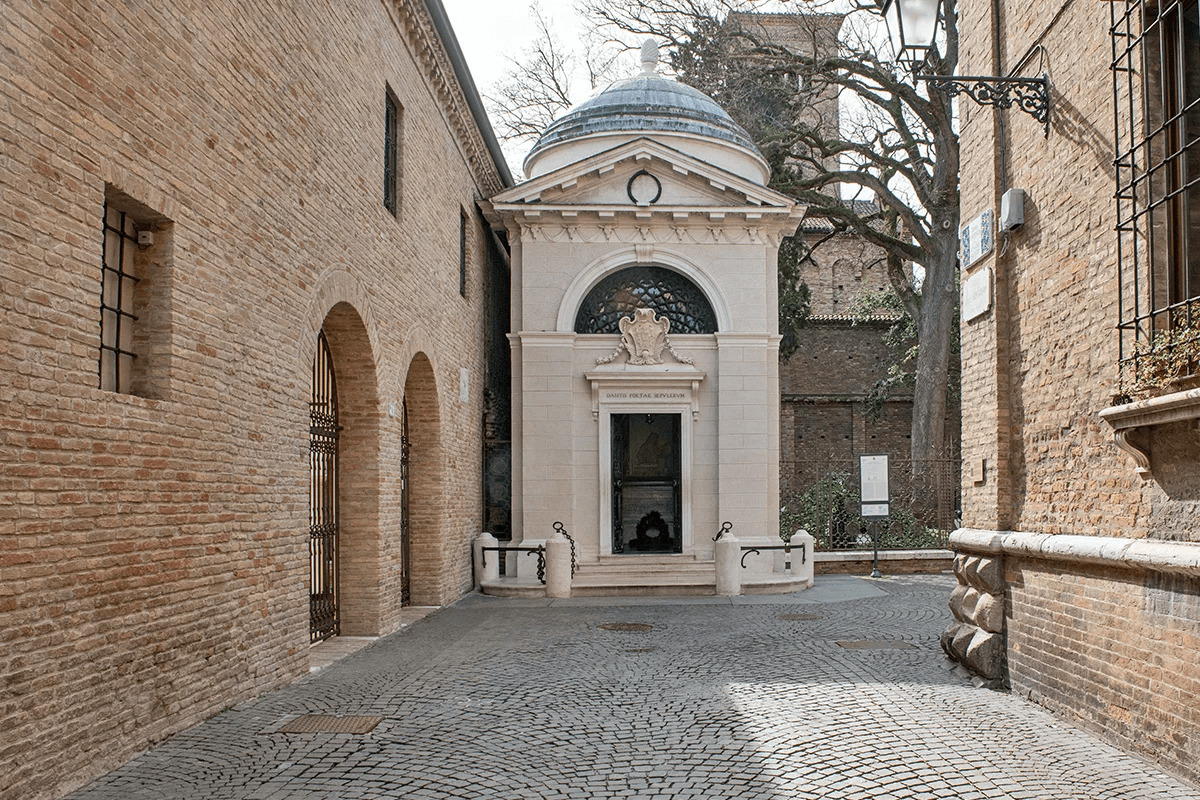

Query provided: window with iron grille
[99,186,173,397]
[459,209,467,298]
[100,201,139,393]
[384,90,401,216]
[574,266,718,335]
[1112,0,1200,392]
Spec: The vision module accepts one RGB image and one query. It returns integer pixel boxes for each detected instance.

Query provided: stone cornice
[494,138,794,208]
[390,0,506,196]
[585,365,708,420]
[509,219,792,247]
[950,528,1200,577]
[516,331,576,345]
[714,332,782,344]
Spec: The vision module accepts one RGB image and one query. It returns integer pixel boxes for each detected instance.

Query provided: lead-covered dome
[523,40,770,184]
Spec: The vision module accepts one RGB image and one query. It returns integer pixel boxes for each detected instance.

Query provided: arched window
[573,266,718,334]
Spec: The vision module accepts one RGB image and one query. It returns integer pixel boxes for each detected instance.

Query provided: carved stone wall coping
[950,528,1200,577]
[1098,388,1200,477]
[814,549,953,562]
[1099,387,1200,429]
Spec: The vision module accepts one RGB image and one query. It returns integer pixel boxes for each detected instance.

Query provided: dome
[522,41,769,184]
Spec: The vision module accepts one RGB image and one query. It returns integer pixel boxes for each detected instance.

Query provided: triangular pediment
[490,138,797,214]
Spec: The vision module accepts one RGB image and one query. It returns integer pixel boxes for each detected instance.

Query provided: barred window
[100,201,139,393]
[1112,0,1200,388]
[574,266,718,335]
[99,186,173,397]
[459,209,467,298]
[384,90,401,216]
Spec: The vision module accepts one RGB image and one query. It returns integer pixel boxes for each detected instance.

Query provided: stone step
[479,578,545,598]
[571,560,718,597]
[740,574,814,595]
[573,567,715,584]
[578,561,710,573]
[585,556,714,574]
[569,579,717,598]
[594,553,710,566]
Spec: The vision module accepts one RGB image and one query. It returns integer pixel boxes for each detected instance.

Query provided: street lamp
[878,0,1050,137]
[880,0,938,70]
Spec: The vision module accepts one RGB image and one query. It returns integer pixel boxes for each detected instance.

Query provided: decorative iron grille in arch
[573,266,718,335]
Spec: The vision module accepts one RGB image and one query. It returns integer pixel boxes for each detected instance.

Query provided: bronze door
[611,413,682,554]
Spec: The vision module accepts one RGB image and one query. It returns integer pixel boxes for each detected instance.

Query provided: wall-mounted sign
[859,454,890,519]
[960,209,994,269]
[962,266,993,322]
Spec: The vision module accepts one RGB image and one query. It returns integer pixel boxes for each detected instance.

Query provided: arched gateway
[484,41,809,593]
[308,302,388,638]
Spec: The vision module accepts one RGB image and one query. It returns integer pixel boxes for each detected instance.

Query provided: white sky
[441,0,593,175]
[442,0,578,87]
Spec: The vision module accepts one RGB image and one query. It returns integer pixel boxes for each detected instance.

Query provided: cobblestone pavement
[68,575,1199,800]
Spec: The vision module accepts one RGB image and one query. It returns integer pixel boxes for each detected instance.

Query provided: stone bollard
[474,532,499,590]
[714,534,742,596]
[544,534,572,599]
[790,529,816,588]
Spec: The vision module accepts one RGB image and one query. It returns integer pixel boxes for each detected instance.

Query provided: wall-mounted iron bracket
[918,73,1050,137]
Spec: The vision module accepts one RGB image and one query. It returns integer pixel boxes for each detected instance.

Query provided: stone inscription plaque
[602,391,686,401]
[963,267,993,322]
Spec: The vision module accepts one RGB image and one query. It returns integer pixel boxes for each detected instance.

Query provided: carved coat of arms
[596,308,694,366]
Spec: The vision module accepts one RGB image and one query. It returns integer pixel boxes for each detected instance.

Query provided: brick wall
[780,320,913,496]
[955,0,1200,785]
[959,0,1146,538]
[797,231,892,317]
[0,1,503,798]
[1007,560,1200,785]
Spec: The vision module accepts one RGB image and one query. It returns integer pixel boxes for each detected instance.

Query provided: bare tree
[577,0,960,464]
[486,3,625,149]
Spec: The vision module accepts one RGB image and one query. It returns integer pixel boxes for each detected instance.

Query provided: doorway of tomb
[309,330,340,642]
[611,413,683,554]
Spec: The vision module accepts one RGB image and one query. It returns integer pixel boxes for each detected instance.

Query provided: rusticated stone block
[962,556,984,591]
[948,584,971,623]
[973,591,1005,634]
[963,629,1005,680]
[961,587,981,621]
[953,554,968,581]
[940,624,958,659]
[974,556,1005,595]
[951,623,976,661]
[941,622,969,660]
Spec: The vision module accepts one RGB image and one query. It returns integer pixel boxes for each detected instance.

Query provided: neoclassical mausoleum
[484,43,812,594]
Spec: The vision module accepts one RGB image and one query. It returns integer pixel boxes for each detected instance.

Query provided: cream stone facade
[484,49,811,594]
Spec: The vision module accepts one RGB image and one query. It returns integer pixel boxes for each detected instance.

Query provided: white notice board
[859,454,890,518]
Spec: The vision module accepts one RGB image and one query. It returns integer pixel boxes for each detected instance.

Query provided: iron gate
[400,397,412,606]
[309,331,339,642]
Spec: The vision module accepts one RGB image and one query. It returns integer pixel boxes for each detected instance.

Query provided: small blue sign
[960,209,995,268]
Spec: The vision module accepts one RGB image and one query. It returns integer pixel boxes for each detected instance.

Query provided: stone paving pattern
[67,576,1200,800]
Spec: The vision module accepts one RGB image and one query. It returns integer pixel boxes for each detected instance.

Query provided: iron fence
[780,458,959,552]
